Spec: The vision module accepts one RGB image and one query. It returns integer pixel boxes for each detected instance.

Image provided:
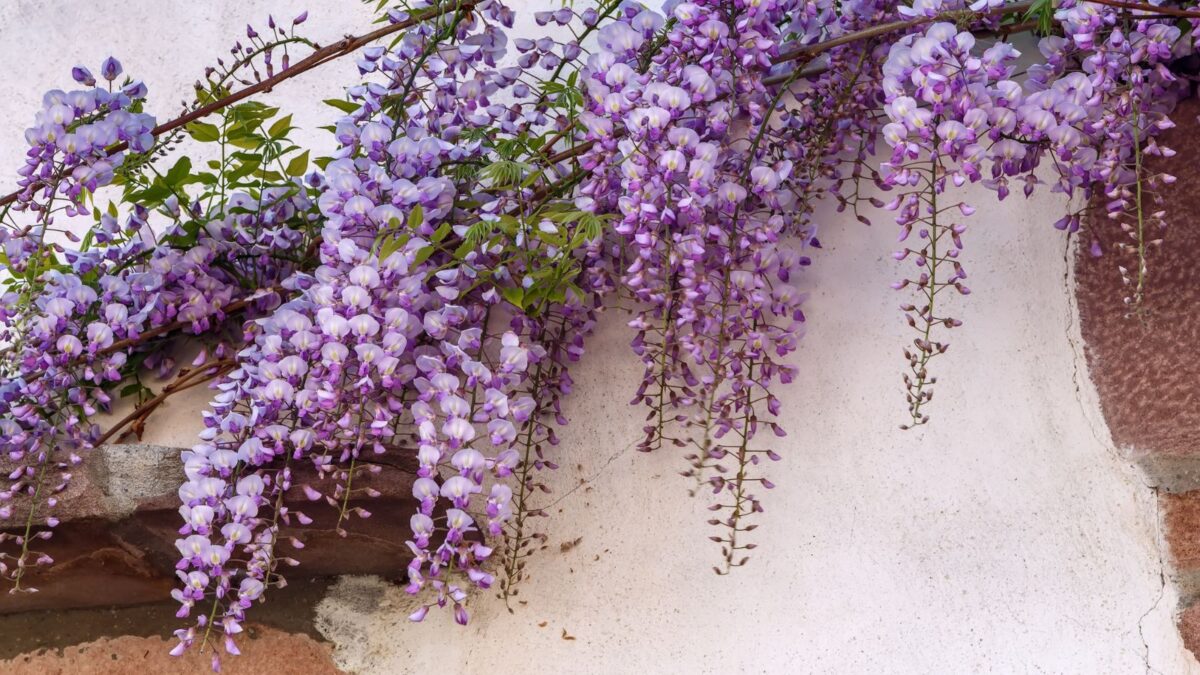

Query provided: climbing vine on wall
[0,0,1193,666]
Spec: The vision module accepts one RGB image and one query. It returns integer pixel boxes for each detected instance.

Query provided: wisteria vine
[0,0,1195,665]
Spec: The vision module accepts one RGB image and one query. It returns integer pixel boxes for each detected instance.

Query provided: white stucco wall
[1,2,1196,673]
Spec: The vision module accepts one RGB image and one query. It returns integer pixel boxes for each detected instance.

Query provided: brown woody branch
[773,1,1035,64]
[543,2,1041,164]
[95,358,235,446]
[0,1,475,208]
[1086,0,1200,19]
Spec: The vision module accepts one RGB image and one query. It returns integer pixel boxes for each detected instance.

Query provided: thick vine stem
[94,358,236,446]
[1087,0,1200,19]
[773,1,1033,66]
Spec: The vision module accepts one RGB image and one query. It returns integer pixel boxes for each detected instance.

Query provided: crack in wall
[1062,235,1178,673]
[1136,486,1169,675]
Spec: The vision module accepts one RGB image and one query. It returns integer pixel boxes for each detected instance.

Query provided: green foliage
[541,78,583,111]
[323,98,361,114]
[185,121,221,142]
[1025,0,1056,36]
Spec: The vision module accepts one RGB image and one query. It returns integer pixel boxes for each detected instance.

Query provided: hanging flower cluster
[773,0,892,234]
[168,0,616,656]
[169,235,539,652]
[879,20,1021,425]
[0,183,311,590]
[0,34,317,591]
[1031,0,1180,308]
[572,0,810,569]
[872,0,1184,424]
[13,57,154,217]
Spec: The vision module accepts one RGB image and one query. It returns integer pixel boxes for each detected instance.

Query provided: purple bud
[72,66,96,86]
[122,80,148,99]
[99,57,123,83]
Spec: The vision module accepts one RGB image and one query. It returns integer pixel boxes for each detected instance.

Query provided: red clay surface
[1075,99,1200,470]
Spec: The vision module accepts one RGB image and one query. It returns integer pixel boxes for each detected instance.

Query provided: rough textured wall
[1075,97,1200,658]
[0,3,1195,674]
[1074,98,1200,486]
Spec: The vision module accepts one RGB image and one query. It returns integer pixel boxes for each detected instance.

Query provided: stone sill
[0,444,417,614]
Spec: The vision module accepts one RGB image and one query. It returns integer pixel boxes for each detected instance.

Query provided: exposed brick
[1076,98,1200,491]
[1164,492,1200,571]
[1180,603,1200,663]
[1163,491,1200,605]
[1077,99,1200,660]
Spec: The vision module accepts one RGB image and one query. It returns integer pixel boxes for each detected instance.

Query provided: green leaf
[463,220,491,247]
[1024,0,1055,35]
[231,102,277,123]
[226,133,262,150]
[120,382,151,399]
[268,114,294,139]
[453,238,477,259]
[130,182,172,204]
[376,215,410,259]
[479,159,529,188]
[324,98,361,114]
[499,285,525,309]
[496,214,521,235]
[431,222,451,243]
[408,204,425,230]
[412,245,435,266]
[379,234,408,261]
[189,172,219,186]
[563,280,585,302]
[579,212,605,241]
[185,121,221,142]
[251,169,284,183]
[285,150,310,177]
[164,156,192,187]
[520,168,545,188]
[227,157,261,182]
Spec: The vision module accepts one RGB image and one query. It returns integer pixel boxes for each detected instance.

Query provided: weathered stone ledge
[0,444,417,614]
